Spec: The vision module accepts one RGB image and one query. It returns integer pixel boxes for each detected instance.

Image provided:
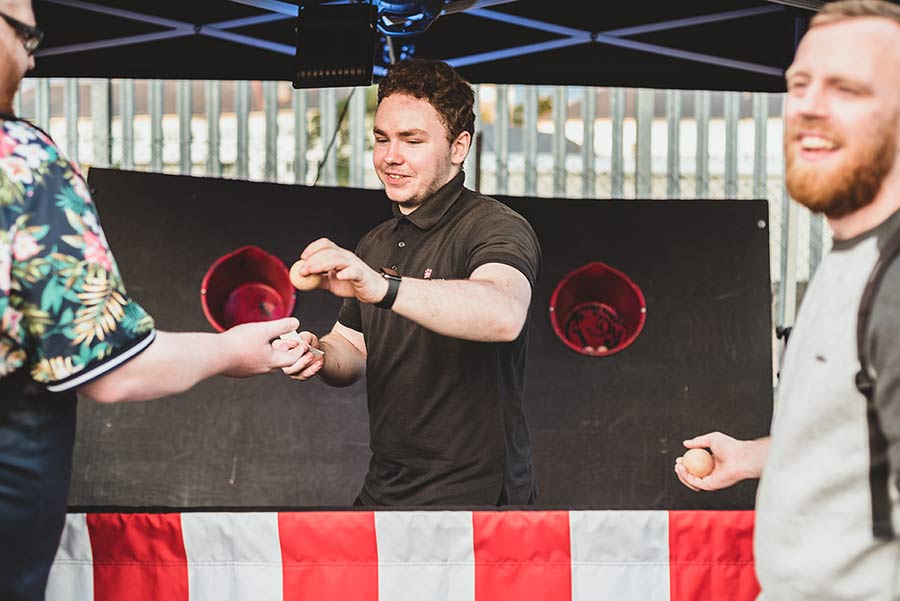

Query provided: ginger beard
[785,113,899,219]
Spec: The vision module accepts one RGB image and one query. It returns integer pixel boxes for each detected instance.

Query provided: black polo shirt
[337,171,541,506]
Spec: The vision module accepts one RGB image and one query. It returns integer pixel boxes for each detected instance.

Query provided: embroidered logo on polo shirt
[423,268,433,279]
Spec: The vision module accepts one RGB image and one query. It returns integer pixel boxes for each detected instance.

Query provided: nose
[27,54,35,71]
[789,81,828,120]
[383,141,403,165]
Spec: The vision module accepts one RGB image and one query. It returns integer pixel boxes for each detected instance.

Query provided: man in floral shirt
[0,2,306,599]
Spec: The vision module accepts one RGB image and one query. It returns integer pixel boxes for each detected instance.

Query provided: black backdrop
[69,168,772,509]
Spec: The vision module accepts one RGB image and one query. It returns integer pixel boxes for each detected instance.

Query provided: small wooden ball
[289,260,322,291]
[682,448,714,478]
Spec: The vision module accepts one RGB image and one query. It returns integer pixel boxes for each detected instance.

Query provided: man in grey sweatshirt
[675,1,900,599]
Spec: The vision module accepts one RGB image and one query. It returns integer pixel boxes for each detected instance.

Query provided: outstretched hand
[221,317,306,377]
[674,431,767,492]
[274,330,326,381]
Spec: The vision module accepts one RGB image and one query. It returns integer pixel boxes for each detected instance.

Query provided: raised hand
[290,238,388,304]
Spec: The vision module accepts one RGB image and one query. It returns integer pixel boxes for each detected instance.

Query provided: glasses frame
[0,10,42,56]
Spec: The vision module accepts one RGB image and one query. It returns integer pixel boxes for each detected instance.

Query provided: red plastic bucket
[549,262,646,356]
[200,245,296,332]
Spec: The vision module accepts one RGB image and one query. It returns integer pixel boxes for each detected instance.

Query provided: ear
[450,130,471,166]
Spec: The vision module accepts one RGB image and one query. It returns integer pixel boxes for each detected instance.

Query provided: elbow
[497,325,524,343]
[487,286,531,342]
[81,388,126,404]
[495,311,527,342]
[78,377,133,404]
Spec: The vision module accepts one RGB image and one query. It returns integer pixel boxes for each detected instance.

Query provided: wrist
[374,278,389,305]
[218,330,244,378]
[738,438,769,480]
[374,267,401,309]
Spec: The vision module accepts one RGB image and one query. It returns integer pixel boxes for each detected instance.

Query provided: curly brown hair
[377,58,475,143]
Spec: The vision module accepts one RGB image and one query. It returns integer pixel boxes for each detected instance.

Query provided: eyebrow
[784,66,803,80]
[785,67,872,92]
[372,128,429,138]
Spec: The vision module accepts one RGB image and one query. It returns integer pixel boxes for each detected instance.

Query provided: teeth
[800,136,836,150]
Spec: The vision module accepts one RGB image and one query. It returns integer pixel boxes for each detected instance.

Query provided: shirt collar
[832,206,900,252]
[0,114,54,142]
[391,171,466,231]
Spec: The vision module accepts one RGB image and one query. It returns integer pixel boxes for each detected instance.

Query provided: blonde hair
[811,0,900,28]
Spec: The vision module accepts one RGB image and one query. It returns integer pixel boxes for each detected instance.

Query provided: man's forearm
[80,331,232,402]
[390,273,529,342]
[80,318,301,403]
[739,436,771,480]
[317,333,366,387]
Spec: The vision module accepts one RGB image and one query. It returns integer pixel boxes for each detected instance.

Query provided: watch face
[381,267,400,279]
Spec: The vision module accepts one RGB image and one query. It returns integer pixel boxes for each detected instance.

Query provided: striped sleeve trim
[46,330,157,393]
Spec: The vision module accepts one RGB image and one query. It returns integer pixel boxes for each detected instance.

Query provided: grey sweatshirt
[755,209,900,601]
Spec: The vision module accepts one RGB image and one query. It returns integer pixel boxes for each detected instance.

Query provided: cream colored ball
[290,260,322,291]
[682,448,714,478]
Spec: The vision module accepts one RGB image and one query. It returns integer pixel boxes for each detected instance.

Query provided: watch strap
[374,269,401,309]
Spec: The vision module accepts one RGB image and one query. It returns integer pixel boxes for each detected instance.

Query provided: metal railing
[14,78,829,331]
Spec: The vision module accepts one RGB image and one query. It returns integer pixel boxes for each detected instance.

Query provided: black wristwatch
[374,267,401,309]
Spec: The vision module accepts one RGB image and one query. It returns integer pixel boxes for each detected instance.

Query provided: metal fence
[14,78,828,331]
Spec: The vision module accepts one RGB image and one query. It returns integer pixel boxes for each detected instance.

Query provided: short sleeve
[0,121,155,392]
[337,296,363,332]
[336,235,367,332]
[868,257,900,489]
[465,203,541,287]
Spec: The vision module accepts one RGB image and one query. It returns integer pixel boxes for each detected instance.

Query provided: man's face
[784,17,900,219]
[0,0,36,113]
[372,93,467,210]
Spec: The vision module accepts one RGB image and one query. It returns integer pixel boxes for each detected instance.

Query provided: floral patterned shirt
[0,116,155,393]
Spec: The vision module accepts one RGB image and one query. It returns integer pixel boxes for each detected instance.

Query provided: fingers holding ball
[681,448,714,478]
[290,260,322,291]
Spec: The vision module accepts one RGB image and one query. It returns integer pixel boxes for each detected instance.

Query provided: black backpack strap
[856,224,900,540]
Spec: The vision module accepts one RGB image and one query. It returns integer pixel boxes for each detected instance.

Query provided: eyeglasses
[0,11,42,56]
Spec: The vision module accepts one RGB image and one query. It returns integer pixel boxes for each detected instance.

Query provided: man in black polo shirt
[283,59,541,506]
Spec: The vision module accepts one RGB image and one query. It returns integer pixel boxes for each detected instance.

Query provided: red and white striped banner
[47,510,759,601]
